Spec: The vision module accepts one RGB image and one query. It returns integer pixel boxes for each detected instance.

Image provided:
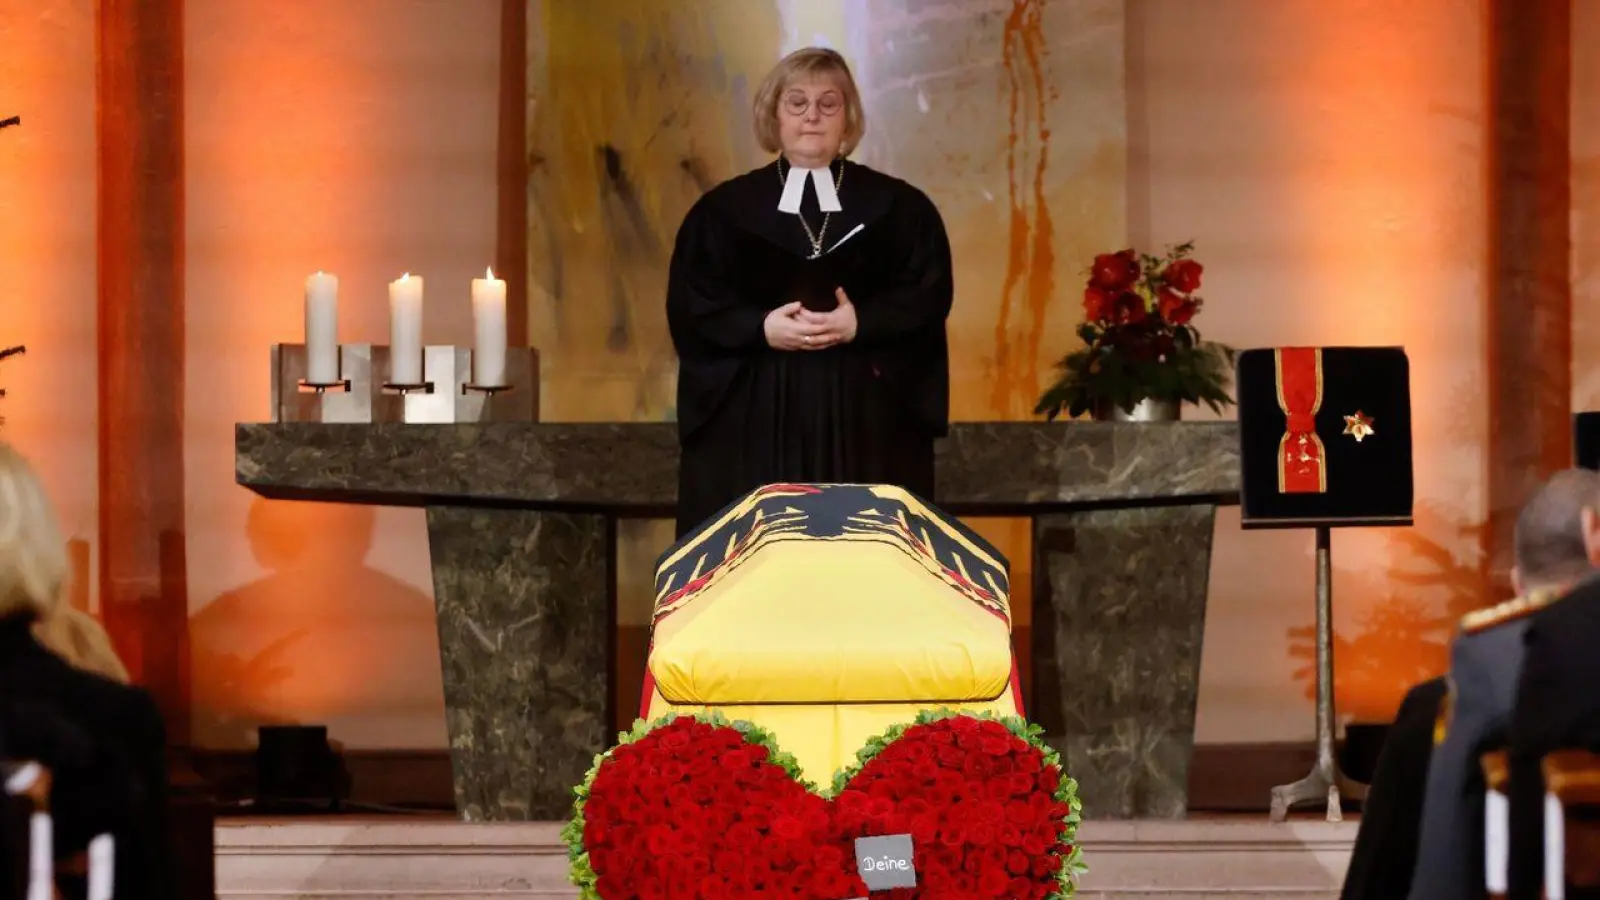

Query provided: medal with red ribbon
[1274,347,1327,493]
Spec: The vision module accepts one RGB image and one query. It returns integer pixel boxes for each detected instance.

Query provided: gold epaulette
[1459,586,1565,634]
[1434,676,1455,746]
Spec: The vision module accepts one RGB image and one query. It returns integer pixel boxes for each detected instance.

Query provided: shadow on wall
[188,498,444,749]
[1286,501,1498,724]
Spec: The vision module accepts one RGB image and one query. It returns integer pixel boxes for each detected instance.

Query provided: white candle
[304,271,339,384]
[471,266,508,386]
[389,273,424,385]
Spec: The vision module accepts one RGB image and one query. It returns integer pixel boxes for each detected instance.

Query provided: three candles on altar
[302,269,508,387]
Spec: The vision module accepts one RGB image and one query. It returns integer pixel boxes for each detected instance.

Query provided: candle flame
[486,266,495,280]
[399,272,410,282]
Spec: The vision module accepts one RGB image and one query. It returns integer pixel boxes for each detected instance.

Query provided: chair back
[1,761,114,900]
[1543,749,1600,899]
[1,763,30,900]
[1481,749,1510,899]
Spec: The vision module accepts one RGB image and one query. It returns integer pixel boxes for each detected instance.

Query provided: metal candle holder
[1268,525,1367,823]
[271,343,538,424]
[271,344,374,424]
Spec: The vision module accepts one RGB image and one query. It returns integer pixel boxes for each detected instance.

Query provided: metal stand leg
[1270,526,1365,822]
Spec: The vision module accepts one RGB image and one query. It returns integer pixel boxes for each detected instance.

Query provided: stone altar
[235,421,1239,820]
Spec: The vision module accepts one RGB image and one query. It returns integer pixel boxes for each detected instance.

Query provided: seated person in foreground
[642,483,1020,783]
[1407,468,1600,900]
[1507,540,1600,895]
[0,443,174,899]
[1339,676,1448,900]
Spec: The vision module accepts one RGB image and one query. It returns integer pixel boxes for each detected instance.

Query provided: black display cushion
[1237,346,1414,527]
[1576,412,1600,471]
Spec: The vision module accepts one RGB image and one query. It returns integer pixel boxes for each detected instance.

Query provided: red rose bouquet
[1034,241,1234,421]
[564,713,863,900]
[830,709,1085,900]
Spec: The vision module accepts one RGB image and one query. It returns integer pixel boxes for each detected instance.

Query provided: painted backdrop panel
[527,0,1128,726]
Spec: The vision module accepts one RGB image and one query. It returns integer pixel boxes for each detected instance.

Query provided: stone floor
[213,813,1356,899]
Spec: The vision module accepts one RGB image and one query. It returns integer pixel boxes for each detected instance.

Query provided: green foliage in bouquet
[1035,241,1235,419]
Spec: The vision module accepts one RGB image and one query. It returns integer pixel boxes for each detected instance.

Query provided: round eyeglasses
[782,93,843,117]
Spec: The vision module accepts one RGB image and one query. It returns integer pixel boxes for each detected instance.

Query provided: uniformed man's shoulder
[1459,586,1565,635]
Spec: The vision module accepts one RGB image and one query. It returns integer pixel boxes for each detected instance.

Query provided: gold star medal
[1343,411,1375,442]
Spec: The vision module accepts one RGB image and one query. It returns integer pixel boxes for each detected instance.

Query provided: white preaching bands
[777,164,842,215]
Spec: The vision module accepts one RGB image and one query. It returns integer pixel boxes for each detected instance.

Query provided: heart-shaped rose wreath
[563,710,1085,900]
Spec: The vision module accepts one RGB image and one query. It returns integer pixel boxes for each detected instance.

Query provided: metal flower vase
[1093,398,1181,422]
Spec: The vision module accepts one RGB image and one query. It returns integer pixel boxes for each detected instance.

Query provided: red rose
[1090,249,1141,291]
[979,868,1010,895]
[1163,257,1203,293]
[1158,288,1196,325]
[1032,853,1064,877]
[1111,290,1147,324]
[967,821,997,847]
[1083,285,1113,322]
[1014,749,1042,774]
[771,813,805,840]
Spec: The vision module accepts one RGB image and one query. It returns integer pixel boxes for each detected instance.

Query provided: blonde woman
[0,442,174,898]
[666,47,954,536]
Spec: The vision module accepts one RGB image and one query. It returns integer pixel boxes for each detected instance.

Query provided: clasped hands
[764,287,858,351]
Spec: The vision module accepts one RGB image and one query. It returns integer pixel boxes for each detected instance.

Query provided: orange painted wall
[0,0,98,612]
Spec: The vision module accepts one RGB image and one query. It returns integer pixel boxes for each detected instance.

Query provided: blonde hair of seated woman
[0,442,129,684]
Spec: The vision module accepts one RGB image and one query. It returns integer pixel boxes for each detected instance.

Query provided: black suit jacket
[0,616,175,900]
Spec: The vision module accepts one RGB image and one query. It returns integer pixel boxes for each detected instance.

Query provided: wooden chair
[2,764,30,900]
[1,761,113,900]
[1481,749,1511,900]
[1543,749,1600,898]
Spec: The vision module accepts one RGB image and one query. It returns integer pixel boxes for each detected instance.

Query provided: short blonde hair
[0,442,67,623]
[751,47,867,157]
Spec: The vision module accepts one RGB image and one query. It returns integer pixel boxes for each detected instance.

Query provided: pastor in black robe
[667,159,953,537]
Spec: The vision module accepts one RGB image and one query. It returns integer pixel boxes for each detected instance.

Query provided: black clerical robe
[667,159,953,537]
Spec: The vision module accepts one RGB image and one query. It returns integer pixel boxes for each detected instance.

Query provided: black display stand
[1235,347,1415,822]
